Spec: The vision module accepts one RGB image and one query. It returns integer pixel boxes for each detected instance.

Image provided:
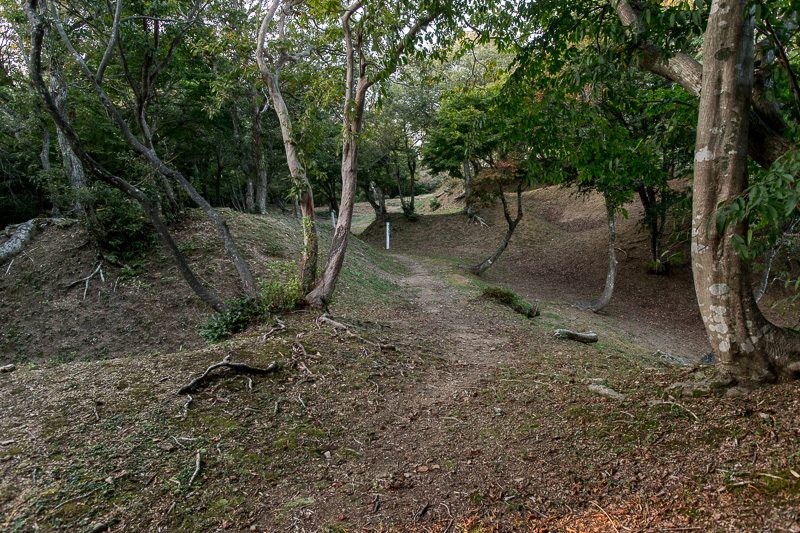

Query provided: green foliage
[429,197,442,211]
[199,262,304,343]
[716,150,800,262]
[482,286,539,318]
[198,297,262,343]
[93,188,154,260]
[258,262,305,314]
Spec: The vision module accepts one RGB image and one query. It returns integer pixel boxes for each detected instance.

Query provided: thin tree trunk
[692,0,800,384]
[460,186,523,275]
[754,248,778,303]
[25,2,227,312]
[233,103,255,213]
[462,159,475,214]
[407,154,416,212]
[252,93,268,214]
[50,58,96,226]
[582,200,617,312]
[263,72,318,293]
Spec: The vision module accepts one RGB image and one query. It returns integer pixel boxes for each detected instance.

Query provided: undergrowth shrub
[482,286,540,318]
[199,261,305,342]
[199,297,261,342]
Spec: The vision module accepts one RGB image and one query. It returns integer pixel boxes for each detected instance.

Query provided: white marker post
[331,212,336,229]
[386,222,390,250]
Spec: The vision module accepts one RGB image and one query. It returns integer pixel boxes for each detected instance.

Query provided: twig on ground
[187,451,202,487]
[181,395,193,419]
[52,488,99,512]
[176,355,279,394]
[5,258,13,275]
[64,262,103,299]
[317,315,395,351]
[171,436,186,449]
[648,400,699,421]
[413,502,430,522]
[590,500,619,533]
[247,377,253,392]
[262,318,287,340]
[298,394,306,409]
[159,376,172,383]
[372,494,380,513]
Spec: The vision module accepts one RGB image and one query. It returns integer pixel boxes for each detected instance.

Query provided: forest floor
[1,185,800,532]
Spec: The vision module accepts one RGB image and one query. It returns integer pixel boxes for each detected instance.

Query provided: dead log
[554,329,599,344]
[177,355,279,394]
[0,220,36,264]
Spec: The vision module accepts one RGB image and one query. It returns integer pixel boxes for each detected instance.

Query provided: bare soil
[1,189,799,532]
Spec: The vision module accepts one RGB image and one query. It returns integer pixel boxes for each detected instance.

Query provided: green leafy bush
[258,261,304,313]
[199,297,261,342]
[199,261,305,342]
[429,197,442,211]
[482,286,540,318]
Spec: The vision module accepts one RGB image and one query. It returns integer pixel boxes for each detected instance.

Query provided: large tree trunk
[692,0,800,384]
[305,1,368,309]
[611,0,791,169]
[460,187,523,275]
[263,72,318,293]
[306,134,359,308]
[581,200,617,312]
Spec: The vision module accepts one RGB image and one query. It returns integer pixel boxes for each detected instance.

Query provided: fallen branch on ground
[181,395,193,419]
[317,315,395,351]
[187,451,202,487]
[554,329,598,343]
[176,355,279,395]
[262,317,287,340]
[64,262,104,299]
[0,219,36,264]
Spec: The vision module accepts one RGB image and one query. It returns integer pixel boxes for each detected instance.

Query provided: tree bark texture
[583,201,617,312]
[692,0,800,384]
[50,58,97,226]
[460,187,523,275]
[611,0,791,169]
[0,220,36,264]
[25,0,228,313]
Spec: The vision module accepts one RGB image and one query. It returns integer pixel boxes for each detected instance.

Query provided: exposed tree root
[176,355,279,395]
[64,262,104,298]
[317,314,395,351]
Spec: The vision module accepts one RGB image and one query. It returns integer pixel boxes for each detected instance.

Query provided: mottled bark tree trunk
[692,0,800,384]
[50,58,98,229]
[582,200,617,312]
[460,186,523,275]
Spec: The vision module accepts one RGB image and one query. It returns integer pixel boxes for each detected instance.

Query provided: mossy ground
[2,194,800,532]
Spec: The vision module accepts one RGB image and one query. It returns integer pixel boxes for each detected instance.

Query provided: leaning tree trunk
[460,186,523,275]
[693,0,800,384]
[582,199,617,312]
[25,0,228,313]
[50,57,100,232]
[263,72,318,293]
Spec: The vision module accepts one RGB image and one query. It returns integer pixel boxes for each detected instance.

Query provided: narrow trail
[387,253,510,404]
